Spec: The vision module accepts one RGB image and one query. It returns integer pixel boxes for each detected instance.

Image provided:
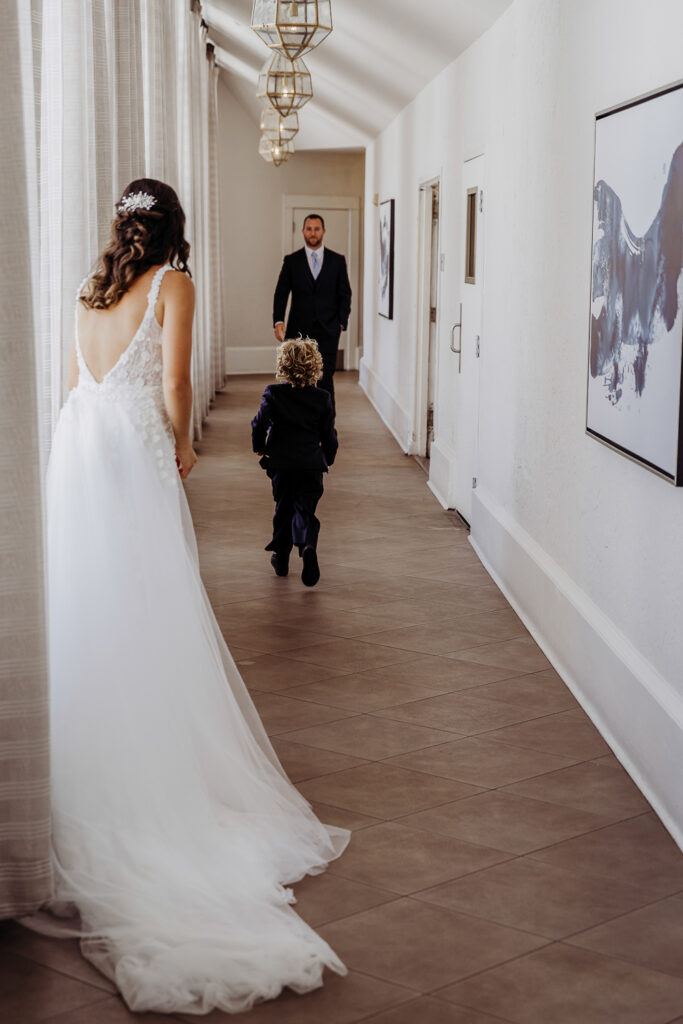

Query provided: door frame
[282,194,362,370]
[414,176,441,457]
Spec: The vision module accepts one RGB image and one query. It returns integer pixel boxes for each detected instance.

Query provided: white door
[285,196,360,369]
[451,155,485,523]
[426,184,440,457]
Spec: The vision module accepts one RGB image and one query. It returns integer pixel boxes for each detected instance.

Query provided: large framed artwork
[378,198,394,319]
[587,80,683,484]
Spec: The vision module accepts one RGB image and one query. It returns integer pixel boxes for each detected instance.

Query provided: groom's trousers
[264,468,325,556]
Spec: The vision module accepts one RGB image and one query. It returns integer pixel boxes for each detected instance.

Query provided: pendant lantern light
[260,106,299,144]
[258,134,294,167]
[251,1,332,61]
[257,53,312,117]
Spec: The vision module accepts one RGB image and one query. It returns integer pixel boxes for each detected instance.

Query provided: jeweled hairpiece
[118,191,157,214]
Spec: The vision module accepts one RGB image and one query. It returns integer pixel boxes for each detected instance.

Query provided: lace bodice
[71,265,177,485]
[75,264,171,392]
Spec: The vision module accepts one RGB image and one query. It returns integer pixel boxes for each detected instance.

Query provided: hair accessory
[118,191,157,214]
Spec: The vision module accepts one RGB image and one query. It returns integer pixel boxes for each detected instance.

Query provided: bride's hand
[175,440,197,479]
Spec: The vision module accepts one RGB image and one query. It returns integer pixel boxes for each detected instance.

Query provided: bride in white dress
[34,179,350,1014]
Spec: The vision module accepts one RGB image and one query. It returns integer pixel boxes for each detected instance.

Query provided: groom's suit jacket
[273,248,352,357]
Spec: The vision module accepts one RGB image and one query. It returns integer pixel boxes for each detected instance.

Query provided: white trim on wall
[359,357,414,453]
[225,346,275,375]
[471,485,683,853]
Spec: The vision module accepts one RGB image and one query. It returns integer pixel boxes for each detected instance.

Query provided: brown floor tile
[360,622,499,656]
[0,922,115,994]
[438,942,683,1023]
[250,693,355,735]
[416,855,658,939]
[292,873,396,927]
[473,668,578,714]
[280,713,456,760]
[0,950,108,1024]
[567,895,683,977]
[371,691,542,735]
[287,603,438,637]
[309,801,383,832]
[355,655,523,692]
[42,996,176,1023]
[400,790,613,854]
[362,995,513,1023]
[235,653,347,692]
[281,637,418,672]
[319,899,547,993]
[223,623,337,653]
[280,671,456,712]
[529,813,683,896]
[449,608,528,642]
[503,757,651,819]
[298,762,481,819]
[485,708,612,760]
[327,821,511,895]
[448,638,552,674]
[179,970,416,1024]
[387,735,580,788]
[270,738,369,782]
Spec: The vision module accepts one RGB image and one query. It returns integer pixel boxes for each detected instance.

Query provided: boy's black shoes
[270,552,289,577]
[301,546,320,587]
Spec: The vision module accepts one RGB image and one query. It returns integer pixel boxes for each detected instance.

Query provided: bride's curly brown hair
[80,179,191,310]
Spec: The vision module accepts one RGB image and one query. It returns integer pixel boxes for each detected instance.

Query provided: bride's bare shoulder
[162,269,194,297]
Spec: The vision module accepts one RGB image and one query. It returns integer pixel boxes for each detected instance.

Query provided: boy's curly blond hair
[276,337,324,388]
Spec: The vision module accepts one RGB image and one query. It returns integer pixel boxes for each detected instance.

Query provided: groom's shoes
[301,546,320,587]
[270,552,289,577]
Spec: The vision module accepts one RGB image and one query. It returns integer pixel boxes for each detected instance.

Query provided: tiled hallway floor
[3,372,683,1023]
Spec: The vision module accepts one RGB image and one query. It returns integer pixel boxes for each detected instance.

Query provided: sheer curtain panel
[0,0,52,916]
[37,0,224,452]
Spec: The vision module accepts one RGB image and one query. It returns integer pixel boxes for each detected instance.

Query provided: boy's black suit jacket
[251,383,338,471]
[273,248,352,350]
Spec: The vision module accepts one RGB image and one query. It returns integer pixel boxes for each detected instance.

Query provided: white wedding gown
[33,265,350,1014]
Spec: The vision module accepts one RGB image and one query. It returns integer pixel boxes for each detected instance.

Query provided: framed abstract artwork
[587,79,683,484]
[378,198,394,319]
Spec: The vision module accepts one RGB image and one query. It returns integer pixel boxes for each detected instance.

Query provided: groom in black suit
[273,213,352,412]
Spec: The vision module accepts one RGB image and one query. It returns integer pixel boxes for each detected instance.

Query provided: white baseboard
[225,346,276,375]
[427,438,456,509]
[359,358,414,453]
[471,485,683,851]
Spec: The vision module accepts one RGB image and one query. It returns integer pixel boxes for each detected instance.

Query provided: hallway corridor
[2,374,683,1023]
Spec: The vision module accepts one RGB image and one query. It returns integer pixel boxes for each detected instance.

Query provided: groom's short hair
[303,213,325,229]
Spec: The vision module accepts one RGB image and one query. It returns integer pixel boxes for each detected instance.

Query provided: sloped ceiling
[203,0,512,150]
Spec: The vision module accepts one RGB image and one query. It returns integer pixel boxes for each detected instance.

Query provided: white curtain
[37,0,224,452]
[1,0,224,916]
[0,0,51,917]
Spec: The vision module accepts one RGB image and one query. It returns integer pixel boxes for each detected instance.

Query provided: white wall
[362,0,683,844]
[217,81,365,373]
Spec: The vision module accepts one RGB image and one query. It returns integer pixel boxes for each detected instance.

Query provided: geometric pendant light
[251,1,332,61]
[256,53,313,117]
[260,106,299,144]
[258,134,295,167]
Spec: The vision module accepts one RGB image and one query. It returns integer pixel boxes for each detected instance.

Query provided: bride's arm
[160,270,197,479]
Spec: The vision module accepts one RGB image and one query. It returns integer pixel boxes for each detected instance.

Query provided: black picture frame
[586,79,683,484]
[378,198,394,319]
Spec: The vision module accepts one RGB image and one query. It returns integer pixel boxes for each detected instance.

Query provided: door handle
[450,303,462,373]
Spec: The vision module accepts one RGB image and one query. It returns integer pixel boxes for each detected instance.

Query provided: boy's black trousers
[264,468,325,556]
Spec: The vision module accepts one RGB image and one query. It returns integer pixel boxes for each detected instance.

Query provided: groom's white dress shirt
[305,244,324,279]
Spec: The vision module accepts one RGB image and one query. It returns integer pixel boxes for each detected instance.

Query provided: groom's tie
[311,250,320,280]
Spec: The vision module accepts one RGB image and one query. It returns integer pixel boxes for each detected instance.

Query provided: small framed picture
[378,198,395,319]
[587,79,683,483]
